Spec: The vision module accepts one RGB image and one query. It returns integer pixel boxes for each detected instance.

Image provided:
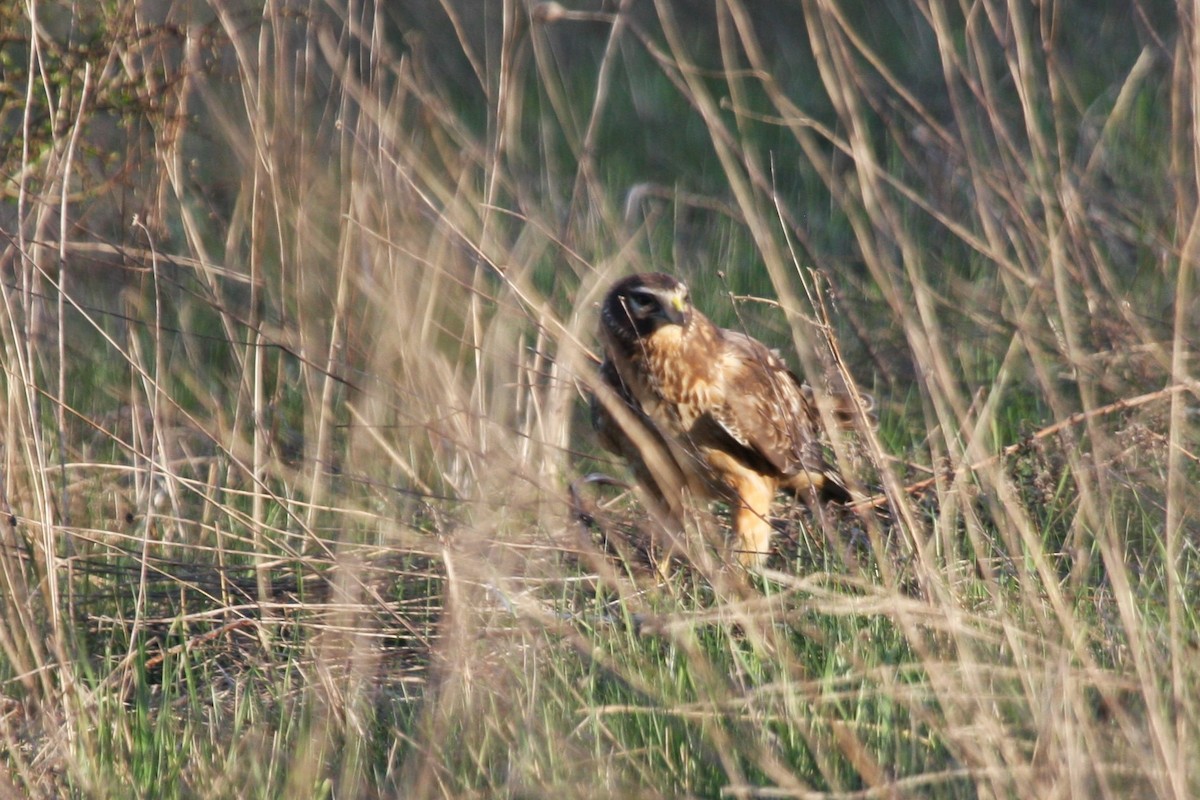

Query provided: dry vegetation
[0,0,1197,797]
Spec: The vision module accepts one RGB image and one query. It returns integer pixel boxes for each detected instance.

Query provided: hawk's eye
[626,291,659,318]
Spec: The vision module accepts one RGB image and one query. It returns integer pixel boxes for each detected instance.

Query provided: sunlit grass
[0,1,1196,798]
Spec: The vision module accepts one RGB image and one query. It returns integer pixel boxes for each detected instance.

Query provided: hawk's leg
[730,475,776,569]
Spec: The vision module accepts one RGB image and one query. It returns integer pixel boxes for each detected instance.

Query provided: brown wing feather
[591,356,696,514]
[720,332,877,431]
[710,331,817,475]
[706,329,853,502]
[592,358,665,483]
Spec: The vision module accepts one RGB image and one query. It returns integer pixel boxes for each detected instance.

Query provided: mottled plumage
[592,272,868,568]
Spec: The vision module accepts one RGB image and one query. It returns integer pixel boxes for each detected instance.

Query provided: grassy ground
[1,1,1197,797]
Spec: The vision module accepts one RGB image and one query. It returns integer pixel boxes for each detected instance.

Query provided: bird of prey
[592,272,867,569]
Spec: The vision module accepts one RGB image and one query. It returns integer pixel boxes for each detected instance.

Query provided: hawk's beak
[663,294,688,326]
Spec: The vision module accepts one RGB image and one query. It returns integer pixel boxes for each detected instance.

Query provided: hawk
[592,272,867,569]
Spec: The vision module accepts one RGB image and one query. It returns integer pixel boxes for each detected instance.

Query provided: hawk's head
[601,273,692,346]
